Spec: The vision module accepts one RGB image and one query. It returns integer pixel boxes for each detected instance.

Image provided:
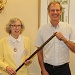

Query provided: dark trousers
[41,63,71,75]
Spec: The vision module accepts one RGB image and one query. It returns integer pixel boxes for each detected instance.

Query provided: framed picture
[38,0,70,27]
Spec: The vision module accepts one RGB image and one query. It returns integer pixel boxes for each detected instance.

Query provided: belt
[44,63,69,68]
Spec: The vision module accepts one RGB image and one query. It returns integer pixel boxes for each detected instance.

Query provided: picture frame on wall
[38,0,70,27]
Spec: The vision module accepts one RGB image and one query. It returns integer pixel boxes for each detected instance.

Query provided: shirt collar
[49,22,60,28]
[9,35,22,42]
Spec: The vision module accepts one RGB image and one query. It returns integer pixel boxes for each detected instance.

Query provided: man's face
[48,3,62,22]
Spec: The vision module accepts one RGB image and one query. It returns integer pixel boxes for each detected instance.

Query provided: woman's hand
[24,60,32,66]
[6,66,16,75]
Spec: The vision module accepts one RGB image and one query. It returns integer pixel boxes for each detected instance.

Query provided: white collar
[9,35,22,42]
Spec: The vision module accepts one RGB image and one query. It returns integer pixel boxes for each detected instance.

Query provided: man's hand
[56,32,64,40]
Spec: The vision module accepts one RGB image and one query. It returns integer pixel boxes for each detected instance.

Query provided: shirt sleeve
[35,28,44,47]
[69,25,75,43]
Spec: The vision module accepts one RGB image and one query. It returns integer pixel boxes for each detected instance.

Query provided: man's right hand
[42,70,49,75]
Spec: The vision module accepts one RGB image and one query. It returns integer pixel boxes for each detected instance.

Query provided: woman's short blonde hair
[6,18,25,34]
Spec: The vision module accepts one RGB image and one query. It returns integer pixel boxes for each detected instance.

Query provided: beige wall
[0,0,41,75]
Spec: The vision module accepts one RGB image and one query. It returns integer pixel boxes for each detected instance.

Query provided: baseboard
[29,73,41,75]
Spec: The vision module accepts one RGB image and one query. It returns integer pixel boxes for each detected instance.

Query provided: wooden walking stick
[16,32,57,72]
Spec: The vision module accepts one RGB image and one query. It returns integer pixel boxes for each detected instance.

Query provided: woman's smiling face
[10,20,22,39]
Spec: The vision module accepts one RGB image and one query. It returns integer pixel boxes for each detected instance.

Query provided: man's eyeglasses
[50,9,60,12]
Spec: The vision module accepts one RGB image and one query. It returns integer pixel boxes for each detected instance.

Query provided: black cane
[16,32,57,72]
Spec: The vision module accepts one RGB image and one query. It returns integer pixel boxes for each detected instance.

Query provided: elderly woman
[0,18,31,75]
